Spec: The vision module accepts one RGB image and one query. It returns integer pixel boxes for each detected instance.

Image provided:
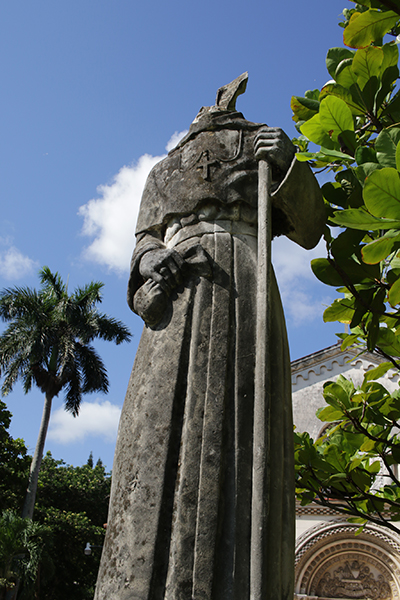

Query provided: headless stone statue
[94,74,325,600]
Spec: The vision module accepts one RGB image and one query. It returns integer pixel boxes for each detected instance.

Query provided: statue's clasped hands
[139,248,186,294]
[254,127,295,172]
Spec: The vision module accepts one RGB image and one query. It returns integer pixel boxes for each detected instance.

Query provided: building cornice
[291,342,398,387]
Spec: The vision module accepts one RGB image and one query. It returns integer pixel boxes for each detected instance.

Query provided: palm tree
[0,267,131,519]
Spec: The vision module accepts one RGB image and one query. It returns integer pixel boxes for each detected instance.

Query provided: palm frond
[72,281,104,309]
[63,364,82,416]
[39,266,66,299]
[1,355,30,396]
[88,312,132,344]
[75,343,109,394]
[0,287,43,322]
[22,370,34,394]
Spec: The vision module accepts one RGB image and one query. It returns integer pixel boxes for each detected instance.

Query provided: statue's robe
[94,112,325,600]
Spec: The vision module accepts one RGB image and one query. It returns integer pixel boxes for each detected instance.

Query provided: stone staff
[251,156,272,600]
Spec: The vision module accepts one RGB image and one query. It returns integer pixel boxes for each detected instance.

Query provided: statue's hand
[254,127,295,172]
[139,248,186,294]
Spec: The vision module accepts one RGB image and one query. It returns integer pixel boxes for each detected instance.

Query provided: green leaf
[322,181,349,208]
[313,254,379,286]
[360,75,381,113]
[360,438,376,451]
[336,170,364,208]
[396,141,400,172]
[341,333,360,350]
[389,277,400,307]
[320,82,365,116]
[326,47,355,79]
[392,445,400,463]
[367,311,381,351]
[376,128,400,168]
[348,517,368,525]
[367,460,381,473]
[323,380,353,409]
[295,148,354,164]
[305,89,320,101]
[294,152,324,163]
[381,89,400,123]
[291,95,319,123]
[317,405,345,422]
[363,362,393,382]
[323,444,347,471]
[350,0,379,8]
[319,96,355,142]
[320,147,355,161]
[386,267,400,286]
[355,162,383,181]
[331,228,366,260]
[364,167,400,220]
[311,258,344,286]
[377,328,400,356]
[300,113,335,148]
[338,374,356,398]
[335,59,358,88]
[330,208,400,230]
[323,298,355,323]
[343,9,399,49]
[381,42,399,73]
[352,46,384,90]
[376,64,400,113]
[361,231,400,264]
[355,146,378,166]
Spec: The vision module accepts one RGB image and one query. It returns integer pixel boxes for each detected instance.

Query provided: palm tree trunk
[22,392,53,519]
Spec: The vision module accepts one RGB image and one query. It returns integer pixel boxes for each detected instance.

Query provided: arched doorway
[295,520,400,600]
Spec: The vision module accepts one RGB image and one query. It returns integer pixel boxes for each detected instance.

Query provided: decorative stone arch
[295,520,400,600]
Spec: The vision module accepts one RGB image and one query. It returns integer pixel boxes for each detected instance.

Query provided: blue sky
[1,0,347,470]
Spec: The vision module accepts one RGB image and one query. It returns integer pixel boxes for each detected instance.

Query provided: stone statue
[94,74,325,600]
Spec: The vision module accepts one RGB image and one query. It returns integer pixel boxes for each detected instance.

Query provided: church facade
[292,343,400,600]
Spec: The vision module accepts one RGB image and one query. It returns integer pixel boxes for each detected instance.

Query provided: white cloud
[0,245,38,280]
[272,236,333,326]
[48,400,121,444]
[79,130,188,274]
[166,130,187,152]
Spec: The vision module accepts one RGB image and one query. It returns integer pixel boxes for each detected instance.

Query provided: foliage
[0,402,29,513]
[0,510,53,600]
[33,453,110,600]
[295,366,400,533]
[35,509,104,600]
[291,0,400,365]
[0,267,130,519]
[36,452,110,527]
[291,0,400,530]
[0,449,111,600]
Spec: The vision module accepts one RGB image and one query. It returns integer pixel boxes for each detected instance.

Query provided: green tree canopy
[0,510,52,600]
[33,452,111,600]
[0,402,29,514]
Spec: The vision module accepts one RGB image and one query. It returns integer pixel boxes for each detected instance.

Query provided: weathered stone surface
[94,75,325,600]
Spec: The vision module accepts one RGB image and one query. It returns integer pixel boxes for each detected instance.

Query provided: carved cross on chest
[196,150,219,181]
